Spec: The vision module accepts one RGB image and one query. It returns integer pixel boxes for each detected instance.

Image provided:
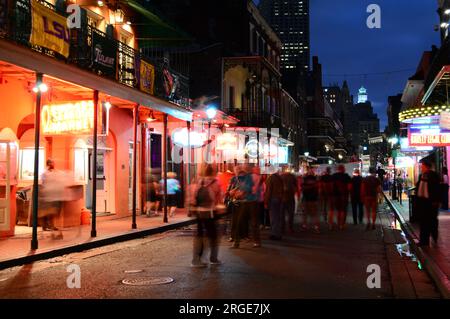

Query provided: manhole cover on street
[124,270,144,274]
[121,277,174,286]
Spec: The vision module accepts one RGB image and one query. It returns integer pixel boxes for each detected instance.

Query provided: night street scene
[0,0,450,312]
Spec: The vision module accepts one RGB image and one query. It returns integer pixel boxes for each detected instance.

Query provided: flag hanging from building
[91,31,117,78]
[139,60,155,95]
[30,0,70,58]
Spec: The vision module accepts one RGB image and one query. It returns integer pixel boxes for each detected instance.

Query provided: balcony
[228,108,282,130]
[0,0,190,108]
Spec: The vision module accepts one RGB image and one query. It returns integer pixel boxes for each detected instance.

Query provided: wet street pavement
[0,203,441,299]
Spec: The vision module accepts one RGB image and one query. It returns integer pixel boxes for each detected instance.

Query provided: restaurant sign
[41,101,101,136]
[408,124,450,147]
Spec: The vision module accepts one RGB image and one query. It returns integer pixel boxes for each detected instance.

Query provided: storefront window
[19,148,44,181]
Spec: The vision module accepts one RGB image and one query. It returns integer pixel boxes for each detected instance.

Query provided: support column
[140,123,147,216]
[91,90,99,238]
[31,72,43,250]
[162,114,168,223]
[132,104,139,229]
[187,121,191,184]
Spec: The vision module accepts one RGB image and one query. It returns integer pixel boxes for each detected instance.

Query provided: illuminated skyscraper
[259,0,310,71]
[357,86,368,103]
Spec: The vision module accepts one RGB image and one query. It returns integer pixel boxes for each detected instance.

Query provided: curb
[384,194,450,299]
[0,219,197,271]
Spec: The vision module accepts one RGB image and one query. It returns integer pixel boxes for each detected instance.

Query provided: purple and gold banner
[30,0,70,58]
[140,60,155,95]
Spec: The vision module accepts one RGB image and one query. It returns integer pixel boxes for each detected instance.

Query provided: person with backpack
[332,165,351,230]
[361,167,382,230]
[189,164,223,267]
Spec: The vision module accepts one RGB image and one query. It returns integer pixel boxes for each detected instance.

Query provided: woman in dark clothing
[416,159,441,247]
[350,169,363,225]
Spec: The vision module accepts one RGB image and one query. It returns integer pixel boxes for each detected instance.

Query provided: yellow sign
[140,60,155,95]
[41,101,96,135]
[216,133,237,150]
[30,0,70,58]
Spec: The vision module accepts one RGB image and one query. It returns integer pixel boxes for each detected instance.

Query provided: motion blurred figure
[189,164,223,267]
[281,166,298,233]
[301,167,320,233]
[264,165,284,240]
[332,165,351,230]
[416,159,441,247]
[160,172,180,217]
[361,167,382,230]
[350,168,363,225]
[319,167,334,224]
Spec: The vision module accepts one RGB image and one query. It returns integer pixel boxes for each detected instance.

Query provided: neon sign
[408,124,450,147]
[172,127,207,148]
[41,101,95,135]
[216,133,237,150]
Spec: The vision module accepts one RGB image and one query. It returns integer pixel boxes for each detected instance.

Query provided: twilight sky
[255,0,440,130]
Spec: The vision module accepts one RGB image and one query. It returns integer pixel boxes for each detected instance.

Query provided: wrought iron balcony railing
[0,0,190,108]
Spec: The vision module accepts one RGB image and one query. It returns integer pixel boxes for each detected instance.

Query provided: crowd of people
[186,163,383,268]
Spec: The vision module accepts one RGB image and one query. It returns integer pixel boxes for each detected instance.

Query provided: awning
[421,65,450,105]
[0,40,192,121]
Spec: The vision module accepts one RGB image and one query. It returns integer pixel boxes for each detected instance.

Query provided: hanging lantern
[114,8,124,24]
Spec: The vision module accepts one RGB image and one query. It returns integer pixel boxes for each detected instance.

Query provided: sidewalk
[384,192,450,298]
[0,210,196,270]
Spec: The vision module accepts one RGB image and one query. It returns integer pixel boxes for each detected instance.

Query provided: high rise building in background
[259,0,310,71]
[357,86,368,103]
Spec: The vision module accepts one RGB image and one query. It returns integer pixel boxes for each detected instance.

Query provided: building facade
[148,0,302,167]
[0,0,197,240]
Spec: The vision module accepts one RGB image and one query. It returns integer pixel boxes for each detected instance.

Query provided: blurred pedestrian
[332,165,351,230]
[248,165,262,247]
[350,168,363,225]
[252,166,267,231]
[225,166,243,243]
[440,167,449,210]
[145,176,160,217]
[416,159,441,247]
[264,165,284,240]
[319,167,334,224]
[39,159,64,239]
[229,165,254,248]
[281,166,298,233]
[361,167,382,230]
[301,167,320,233]
[397,173,404,205]
[160,172,181,217]
[189,164,223,267]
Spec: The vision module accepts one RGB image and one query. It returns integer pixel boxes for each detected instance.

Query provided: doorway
[128,141,141,211]
[85,134,115,216]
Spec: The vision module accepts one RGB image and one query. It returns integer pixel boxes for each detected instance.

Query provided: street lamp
[206,106,217,120]
[32,83,48,93]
